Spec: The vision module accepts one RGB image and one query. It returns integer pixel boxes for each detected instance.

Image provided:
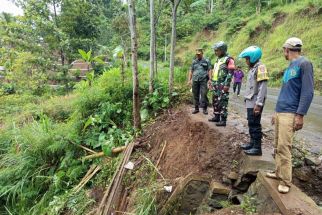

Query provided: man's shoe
[216,121,226,127]
[192,109,199,114]
[208,115,220,122]
[244,148,262,156]
[278,184,290,194]
[203,109,208,115]
[266,172,278,179]
[241,141,254,150]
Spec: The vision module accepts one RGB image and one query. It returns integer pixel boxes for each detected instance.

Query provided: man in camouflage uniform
[188,48,212,114]
[208,41,235,126]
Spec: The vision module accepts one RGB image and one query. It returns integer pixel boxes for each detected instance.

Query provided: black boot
[208,114,220,122]
[192,107,199,114]
[241,139,254,150]
[203,108,208,115]
[216,116,226,127]
[192,109,199,114]
[244,140,262,156]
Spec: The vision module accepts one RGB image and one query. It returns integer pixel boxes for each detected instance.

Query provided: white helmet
[283,37,303,50]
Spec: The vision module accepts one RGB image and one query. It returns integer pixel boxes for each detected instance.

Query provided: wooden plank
[97,142,135,215]
[257,171,321,215]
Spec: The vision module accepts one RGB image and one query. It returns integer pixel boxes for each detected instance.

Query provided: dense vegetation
[0,0,321,214]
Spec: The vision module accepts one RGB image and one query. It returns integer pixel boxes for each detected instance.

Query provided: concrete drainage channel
[158,148,322,215]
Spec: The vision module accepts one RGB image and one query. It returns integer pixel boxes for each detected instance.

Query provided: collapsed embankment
[115,106,321,214]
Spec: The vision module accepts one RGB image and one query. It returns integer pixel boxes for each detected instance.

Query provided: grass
[176,0,322,90]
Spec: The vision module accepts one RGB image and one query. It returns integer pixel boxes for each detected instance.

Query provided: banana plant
[78,49,105,86]
[113,45,126,85]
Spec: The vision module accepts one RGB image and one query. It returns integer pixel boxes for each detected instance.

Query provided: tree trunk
[154,37,158,75]
[52,0,64,65]
[169,0,181,94]
[210,0,214,13]
[121,58,125,86]
[149,0,155,93]
[164,35,167,62]
[128,0,141,130]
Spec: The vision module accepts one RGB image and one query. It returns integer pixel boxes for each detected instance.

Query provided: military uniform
[210,55,235,122]
[190,57,211,111]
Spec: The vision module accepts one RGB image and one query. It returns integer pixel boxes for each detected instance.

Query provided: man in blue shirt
[266,37,314,194]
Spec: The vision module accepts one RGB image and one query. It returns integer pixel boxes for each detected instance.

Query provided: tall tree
[128,0,141,130]
[149,0,155,93]
[168,0,182,94]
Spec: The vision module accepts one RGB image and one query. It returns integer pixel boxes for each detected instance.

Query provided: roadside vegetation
[0,0,321,214]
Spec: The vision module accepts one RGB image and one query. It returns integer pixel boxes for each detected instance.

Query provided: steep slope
[176,1,322,90]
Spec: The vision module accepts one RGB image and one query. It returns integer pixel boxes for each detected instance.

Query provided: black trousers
[233,82,242,95]
[192,80,208,109]
[247,108,262,144]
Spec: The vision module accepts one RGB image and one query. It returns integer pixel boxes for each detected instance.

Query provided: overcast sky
[0,0,23,16]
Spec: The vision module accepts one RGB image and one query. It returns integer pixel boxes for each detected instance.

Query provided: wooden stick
[83,152,105,160]
[74,165,101,193]
[78,144,97,154]
[83,146,127,160]
[69,141,97,154]
[156,141,167,167]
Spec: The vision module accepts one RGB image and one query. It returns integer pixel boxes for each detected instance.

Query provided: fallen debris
[74,165,101,193]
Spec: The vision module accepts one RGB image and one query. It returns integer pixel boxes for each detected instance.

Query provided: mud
[143,108,243,181]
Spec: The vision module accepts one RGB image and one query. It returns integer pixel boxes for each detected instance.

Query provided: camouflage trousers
[211,86,229,120]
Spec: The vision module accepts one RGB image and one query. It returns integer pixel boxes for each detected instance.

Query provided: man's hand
[253,105,262,116]
[294,114,304,131]
[271,113,276,125]
[223,86,229,93]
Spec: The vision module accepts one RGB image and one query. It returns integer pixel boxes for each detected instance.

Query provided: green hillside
[176,0,322,90]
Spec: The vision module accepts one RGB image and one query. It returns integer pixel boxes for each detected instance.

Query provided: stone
[210,181,230,195]
[316,165,322,179]
[263,128,273,133]
[227,171,239,180]
[239,147,275,175]
[233,173,257,192]
[222,175,232,185]
[159,174,211,215]
[305,156,322,166]
[310,146,321,155]
[293,167,312,182]
[207,193,228,209]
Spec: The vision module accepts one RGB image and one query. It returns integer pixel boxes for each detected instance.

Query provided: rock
[233,173,257,192]
[207,193,228,209]
[159,174,211,215]
[239,147,275,175]
[316,165,322,179]
[210,181,230,195]
[222,175,232,185]
[305,156,322,166]
[227,171,239,180]
[263,128,273,133]
[294,167,312,182]
[309,146,321,155]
